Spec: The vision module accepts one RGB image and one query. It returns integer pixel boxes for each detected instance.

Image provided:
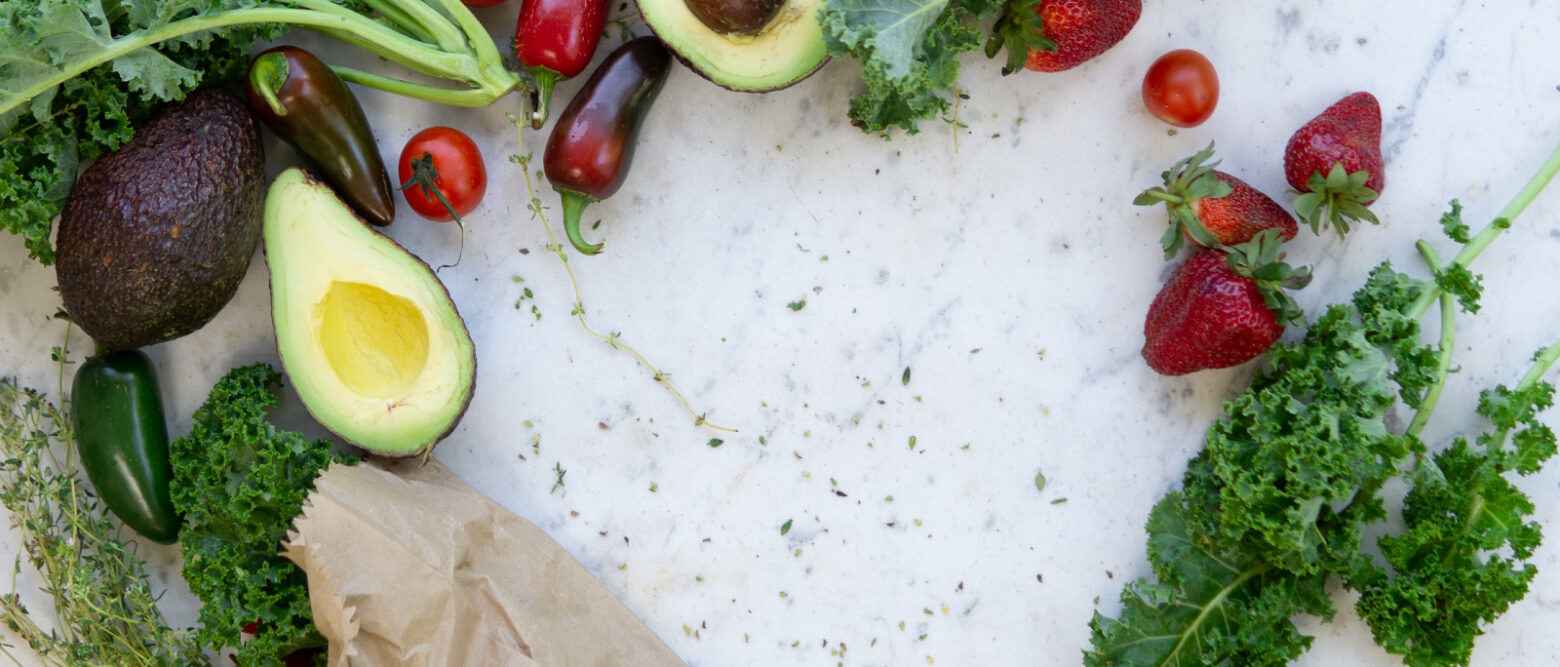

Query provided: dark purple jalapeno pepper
[543,37,672,255]
[245,45,396,227]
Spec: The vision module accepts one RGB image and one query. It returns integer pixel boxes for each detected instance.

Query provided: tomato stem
[398,152,467,267]
[559,188,603,255]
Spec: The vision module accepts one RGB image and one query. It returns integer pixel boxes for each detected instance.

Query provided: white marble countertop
[4,1,1560,665]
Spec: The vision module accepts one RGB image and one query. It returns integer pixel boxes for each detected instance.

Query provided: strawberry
[1142,229,1311,376]
[1022,0,1143,73]
[1136,144,1299,259]
[1283,91,1385,237]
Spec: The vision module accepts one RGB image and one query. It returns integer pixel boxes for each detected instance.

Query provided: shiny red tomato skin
[1142,49,1219,128]
[397,126,487,222]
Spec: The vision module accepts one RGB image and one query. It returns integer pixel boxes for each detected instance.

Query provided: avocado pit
[684,0,784,36]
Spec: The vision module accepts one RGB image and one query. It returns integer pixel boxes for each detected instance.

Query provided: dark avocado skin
[55,88,265,351]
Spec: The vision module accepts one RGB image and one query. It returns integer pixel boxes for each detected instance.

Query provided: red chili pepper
[544,37,672,255]
[514,0,608,129]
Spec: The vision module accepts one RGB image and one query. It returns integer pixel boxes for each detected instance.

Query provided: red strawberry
[1136,144,1299,259]
[1142,230,1310,376]
[1283,91,1385,237]
[1022,0,1143,73]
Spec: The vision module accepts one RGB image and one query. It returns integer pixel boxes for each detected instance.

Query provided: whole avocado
[55,88,265,351]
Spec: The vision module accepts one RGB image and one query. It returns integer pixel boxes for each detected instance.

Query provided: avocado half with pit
[638,0,827,91]
[263,168,475,457]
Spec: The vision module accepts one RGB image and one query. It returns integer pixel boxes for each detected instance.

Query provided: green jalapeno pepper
[71,349,180,544]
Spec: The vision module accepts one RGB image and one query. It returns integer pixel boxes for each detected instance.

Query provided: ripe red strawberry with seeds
[1284,91,1385,237]
[1021,0,1143,73]
[1136,144,1299,259]
[1142,229,1311,376]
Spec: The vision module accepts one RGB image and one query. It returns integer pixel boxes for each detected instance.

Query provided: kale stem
[358,0,465,52]
[1408,140,1560,319]
[1479,335,1560,452]
[1514,335,1560,392]
[332,66,509,107]
[1441,336,1560,567]
[1404,241,1457,440]
[432,0,508,69]
[306,23,471,82]
[0,2,513,120]
[350,0,439,45]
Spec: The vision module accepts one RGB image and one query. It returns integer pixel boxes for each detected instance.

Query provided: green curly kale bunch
[172,364,357,666]
[1089,143,1560,666]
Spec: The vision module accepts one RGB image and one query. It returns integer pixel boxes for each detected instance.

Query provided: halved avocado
[638,0,828,91]
[262,168,476,457]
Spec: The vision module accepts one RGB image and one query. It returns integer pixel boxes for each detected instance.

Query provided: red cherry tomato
[397,126,486,222]
[1142,49,1219,128]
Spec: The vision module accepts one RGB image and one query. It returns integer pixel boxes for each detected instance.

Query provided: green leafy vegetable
[1,0,520,264]
[171,364,357,665]
[0,381,206,666]
[1088,142,1560,666]
[1353,364,1558,667]
[819,0,1034,136]
[1089,496,1328,666]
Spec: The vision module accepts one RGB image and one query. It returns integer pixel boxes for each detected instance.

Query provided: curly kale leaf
[1086,495,1330,667]
[1091,263,1440,664]
[819,1,1003,137]
[0,0,281,264]
[171,364,356,666]
[1353,379,1556,667]
[1183,264,1434,577]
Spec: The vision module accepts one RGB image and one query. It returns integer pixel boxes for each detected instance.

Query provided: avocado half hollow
[263,168,476,457]
[637,0,828,92]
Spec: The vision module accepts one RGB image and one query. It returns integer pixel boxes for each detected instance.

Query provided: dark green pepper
[245,45,396,227]
[543,36,672,255]
[71,350,180,544]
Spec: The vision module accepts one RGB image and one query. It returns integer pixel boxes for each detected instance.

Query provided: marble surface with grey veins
[3,1,1560,665]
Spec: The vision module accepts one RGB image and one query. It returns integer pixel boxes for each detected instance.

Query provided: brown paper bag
[283,458,685,667]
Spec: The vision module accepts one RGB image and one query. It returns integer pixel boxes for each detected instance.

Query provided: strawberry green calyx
[1135,144,1233,258]
[1224,228,1312,325]
[1294,163,1380,238]
[986,0,1053,76]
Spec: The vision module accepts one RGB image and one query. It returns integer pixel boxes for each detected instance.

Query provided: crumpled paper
[283,458,685,667]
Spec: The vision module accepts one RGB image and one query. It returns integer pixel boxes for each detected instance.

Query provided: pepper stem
[529,67,561,130]
[249,52,291,117]
[559,189,603,255]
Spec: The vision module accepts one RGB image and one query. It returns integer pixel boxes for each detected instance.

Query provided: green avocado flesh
[263,168,475,456]
[638,0,828,91]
